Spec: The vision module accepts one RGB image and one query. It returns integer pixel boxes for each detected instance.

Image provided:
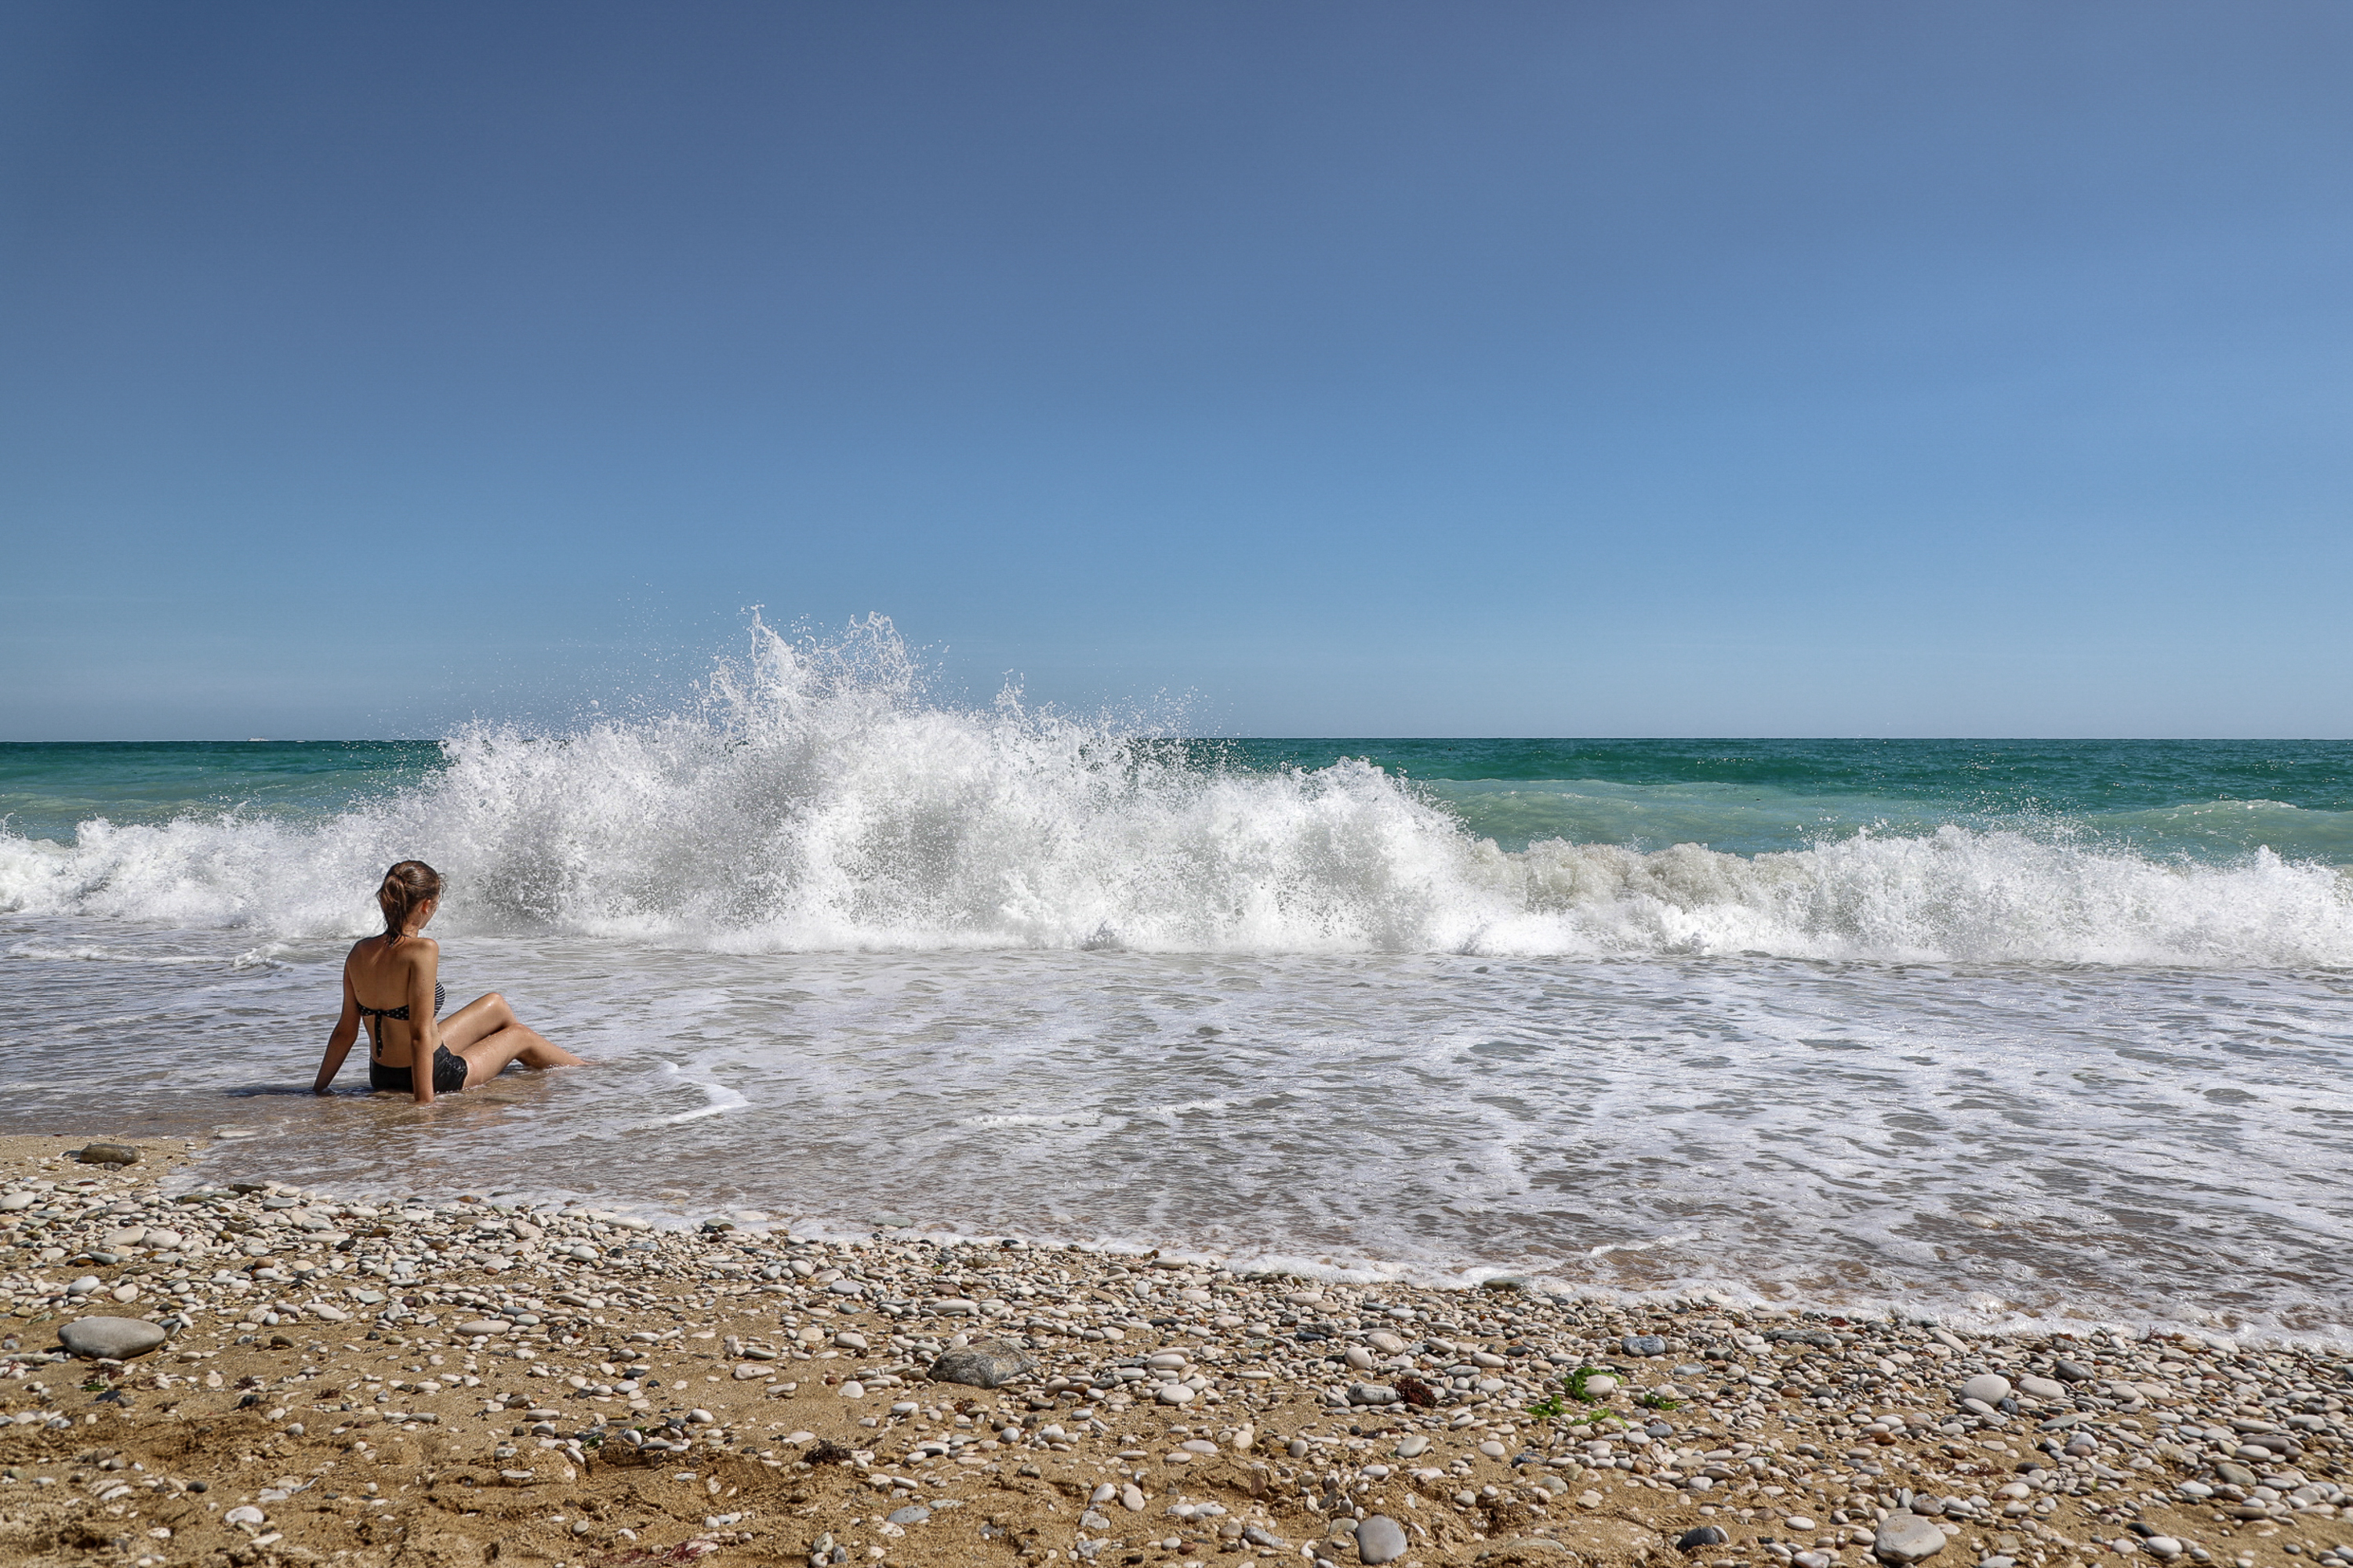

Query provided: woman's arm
[407,939,442,1104]
[314,958,362,1094]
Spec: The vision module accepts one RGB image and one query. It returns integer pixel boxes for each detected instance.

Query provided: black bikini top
[358,982,445,1025]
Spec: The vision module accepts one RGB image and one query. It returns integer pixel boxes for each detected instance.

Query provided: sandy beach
[2,1133,2347,1568]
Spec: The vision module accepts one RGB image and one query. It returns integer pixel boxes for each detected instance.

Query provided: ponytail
[377,860,443,944]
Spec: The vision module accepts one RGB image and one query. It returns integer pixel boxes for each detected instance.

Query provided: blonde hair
[377,860,442,944]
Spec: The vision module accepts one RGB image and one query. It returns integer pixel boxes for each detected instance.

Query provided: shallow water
[8,925,2349,1344]
[3,622,2350,1342]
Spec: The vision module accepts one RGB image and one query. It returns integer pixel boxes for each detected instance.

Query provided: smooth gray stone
[928,1340,1036,1388]
[1874,1512,1949,1563]
[1621,1334,1668,1357]
[1960,1374,2011,1404]
[2052,1359,2093,1381]
[1356,1515,1407,1564]
[1677,1526,1730,1551]
[60,1316,167,1359]
[884,1505,930,1526]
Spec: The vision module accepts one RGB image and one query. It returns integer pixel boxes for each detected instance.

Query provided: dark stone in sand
[2052,1359,2093,1381]
[60,1317,167,1359]
[1678,1526,1730,1552]
[74,1143,141,1166]
[928,1340,1035,1388]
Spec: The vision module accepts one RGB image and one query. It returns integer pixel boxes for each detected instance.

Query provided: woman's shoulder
[346,934,441,962]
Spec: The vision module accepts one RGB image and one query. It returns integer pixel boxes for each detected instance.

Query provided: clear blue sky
[2,2,2348,739]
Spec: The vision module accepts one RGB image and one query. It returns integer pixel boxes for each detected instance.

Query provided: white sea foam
[3,616,2349,967]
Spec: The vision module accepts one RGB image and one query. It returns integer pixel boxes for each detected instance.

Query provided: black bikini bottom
[370,1046,467,1096]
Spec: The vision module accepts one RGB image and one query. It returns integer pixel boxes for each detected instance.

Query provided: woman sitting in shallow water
[312,860,584,1102]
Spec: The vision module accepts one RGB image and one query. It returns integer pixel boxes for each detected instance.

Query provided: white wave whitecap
[3,617,2350,966]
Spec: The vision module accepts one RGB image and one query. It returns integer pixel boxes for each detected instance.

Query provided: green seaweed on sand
[1528,1363,1621,1422]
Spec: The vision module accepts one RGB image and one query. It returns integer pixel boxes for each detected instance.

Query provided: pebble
[456,1319,507,1338]
[74,1143,141,1165]
[59,1315,169,1359]
[1621,1334,1668,1356]
[2015,1374,2067,1399]
[1354,1515,1407,1564]
[224,1506,266,1526]
[1677,1526,1730,1551]
[1875,1511,1950,1563]
[1120,1483,1146,1512]
[1155,1383,1195,1404]
[884,1504,929,1526]
[1960,1373,2011,1404]
[927,1340,1036,1389]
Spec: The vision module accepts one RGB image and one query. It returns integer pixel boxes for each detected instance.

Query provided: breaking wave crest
[4,618,2351,965]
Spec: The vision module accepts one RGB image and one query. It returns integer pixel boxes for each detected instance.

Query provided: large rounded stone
[1960,1373,2011,1404]
[60,1316,167,1360]
[927,1340,1035,1388]
[74,1143,140,1166]
[1356,1515,1407,1564]
[1874,1512,1949,1563]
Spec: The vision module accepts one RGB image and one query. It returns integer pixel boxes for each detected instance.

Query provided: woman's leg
[453,1025,583,1087]
[439,993,586,1086]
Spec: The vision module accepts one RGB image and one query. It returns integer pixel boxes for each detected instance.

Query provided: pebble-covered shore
[2,1134,2348,1568]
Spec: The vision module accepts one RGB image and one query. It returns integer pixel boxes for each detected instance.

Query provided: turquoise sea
[4,625,2350,1342]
